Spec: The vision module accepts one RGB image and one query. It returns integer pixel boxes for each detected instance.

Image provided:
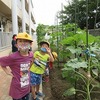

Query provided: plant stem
[87,57,91,100]
[87,79,91,100]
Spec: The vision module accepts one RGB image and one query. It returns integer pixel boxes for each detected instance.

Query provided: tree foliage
[59,0,100,29]
[36,24,46,44]
[36,24,57,46]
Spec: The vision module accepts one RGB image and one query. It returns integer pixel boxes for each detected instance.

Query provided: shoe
[32,97,40,100]
[36,92,45,97]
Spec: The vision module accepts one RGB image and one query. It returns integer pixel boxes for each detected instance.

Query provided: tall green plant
[61,31,100,100]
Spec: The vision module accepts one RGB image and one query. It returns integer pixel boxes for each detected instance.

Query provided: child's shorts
[30,71,42,85]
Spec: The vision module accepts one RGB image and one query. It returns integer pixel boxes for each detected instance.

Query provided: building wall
[0,0,36,33]
[0,0,36,50]
[5,20,12,32]
[1,0,11,9]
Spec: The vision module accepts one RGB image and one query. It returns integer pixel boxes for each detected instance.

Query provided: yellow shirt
[30,51,50,74]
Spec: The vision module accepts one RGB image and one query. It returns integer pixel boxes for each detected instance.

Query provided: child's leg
[36,84,40,93]
[45,75,49,82]
[31,85,37,99]
[45,68,49,82]
[30,72,37,99]
[36,75,42,93]
[30,72,42,99]
[35,84,45,97]
[35,76,45,97]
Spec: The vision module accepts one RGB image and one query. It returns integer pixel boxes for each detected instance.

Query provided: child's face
[14,36,17,40]
[41,44,49,48]
[40,44,49,53]
[17,39,31,52]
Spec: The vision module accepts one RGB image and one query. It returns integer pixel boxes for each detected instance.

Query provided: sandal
[36,92,45,97]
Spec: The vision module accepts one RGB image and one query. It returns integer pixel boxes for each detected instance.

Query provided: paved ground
[0,67,12,100]
[0,40,43,100]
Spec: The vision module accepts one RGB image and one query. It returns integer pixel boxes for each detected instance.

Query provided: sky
[33,0,69,26]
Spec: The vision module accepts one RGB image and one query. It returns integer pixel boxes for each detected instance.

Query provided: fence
[0,28,99,51]
[89,28,100,36]
[0,32,13,50]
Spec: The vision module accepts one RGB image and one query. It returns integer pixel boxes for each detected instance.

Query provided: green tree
[59,0,100,29]
[36,24,46,45]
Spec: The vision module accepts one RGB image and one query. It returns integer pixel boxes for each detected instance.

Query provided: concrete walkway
[0,67,12,100]
[0,40,43,100]
[0,47,12,100]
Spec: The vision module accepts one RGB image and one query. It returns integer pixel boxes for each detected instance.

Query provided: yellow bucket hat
[16,32,33,42]
[52,52,58,60]
[39,41,50,47]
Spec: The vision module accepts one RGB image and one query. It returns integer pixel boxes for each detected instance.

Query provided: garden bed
[43,66,74,100]
[43,66,100,100]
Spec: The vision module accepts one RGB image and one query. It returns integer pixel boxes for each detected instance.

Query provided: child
[30,41,54,100]
[0,32,33,100]
[49,52,58,70]
[43,51,58,82]
[11,34,18,52]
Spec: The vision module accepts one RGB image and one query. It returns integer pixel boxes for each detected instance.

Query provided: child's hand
[1,67,13,77]
[6,72,13,77]
[46,48,51,53]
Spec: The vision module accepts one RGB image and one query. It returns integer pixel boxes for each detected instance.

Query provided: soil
[43,65,100,100]
[43,66,74,100]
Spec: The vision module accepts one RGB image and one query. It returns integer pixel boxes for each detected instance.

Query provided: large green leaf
[60,31,96,46]
[63,87,76,96]
[66,58,88,69]
[92,69,98,76]
[60,37,74,45]
[74,32,96,44]
[67,46,82,54]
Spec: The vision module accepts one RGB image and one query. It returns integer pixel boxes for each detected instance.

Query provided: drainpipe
[11,0,18,34]
[22,0,26,32]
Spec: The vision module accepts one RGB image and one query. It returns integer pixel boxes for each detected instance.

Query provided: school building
[0,0,36,53]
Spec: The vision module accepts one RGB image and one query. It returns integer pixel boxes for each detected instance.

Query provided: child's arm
[30,57,34,67]
[46,48,54,62]
[48,52,54,62]
[1,66,13,76]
